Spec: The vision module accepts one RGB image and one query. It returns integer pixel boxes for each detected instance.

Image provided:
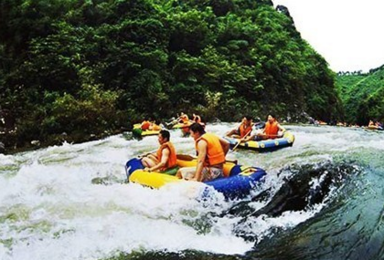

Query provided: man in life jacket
[178,112,189,124]
[225,116,253,138]
[176,123,230,182]
[244,114,286,141]
[141,130,177,172]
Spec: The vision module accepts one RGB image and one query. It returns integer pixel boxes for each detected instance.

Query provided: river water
[0,124,383,260]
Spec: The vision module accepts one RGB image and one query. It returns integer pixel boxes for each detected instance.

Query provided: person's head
[189,122,205,140]
[267,114,276,123]
[158,130,170,144]
[242,116,253,125]
[155,120,161,125]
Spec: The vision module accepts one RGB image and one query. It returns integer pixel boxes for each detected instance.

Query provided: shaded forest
[0,0,342,150]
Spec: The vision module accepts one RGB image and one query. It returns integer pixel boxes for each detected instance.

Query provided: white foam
[0,124,381,259]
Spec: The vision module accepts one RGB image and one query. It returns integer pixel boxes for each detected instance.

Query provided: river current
[0,124,383,260]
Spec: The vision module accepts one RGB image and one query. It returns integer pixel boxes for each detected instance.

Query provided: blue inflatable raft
[125,154,266,199]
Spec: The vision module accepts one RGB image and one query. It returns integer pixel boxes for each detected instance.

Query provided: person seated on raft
[149,120,162,131]
[176,123,230,182]
[318,120,327,125]
[192,113,202,124]
[225,116,253,138]
[368,120,382,128]
[164,114,180,128]
[243,114,286,142]
[192,113,206,129]
[141,118,151,130]
[141,130,177,173]
[178,112,189,124]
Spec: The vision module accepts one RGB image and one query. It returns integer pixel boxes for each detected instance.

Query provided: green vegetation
[336,66,384,125]
[0,0,342,150]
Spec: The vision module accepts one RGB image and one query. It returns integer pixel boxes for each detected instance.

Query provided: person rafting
[176,123,230,182]
[141,118,151,130]
[225,116,253,138]
[244,114,286,141]
[178,112,189,124]
[149,120,162,131]
[192,113,202,124]
[141,130,177,173]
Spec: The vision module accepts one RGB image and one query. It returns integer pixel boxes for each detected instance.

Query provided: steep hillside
[337,66,384,124]
[0,0,342,149]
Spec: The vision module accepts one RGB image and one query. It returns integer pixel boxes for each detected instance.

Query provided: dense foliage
[0,0,342,149]
[336,66,384,125]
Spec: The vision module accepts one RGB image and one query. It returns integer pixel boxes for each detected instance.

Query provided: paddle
[232,129,252,151]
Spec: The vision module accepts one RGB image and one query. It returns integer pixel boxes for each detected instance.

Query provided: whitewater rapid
[0,124,383,260]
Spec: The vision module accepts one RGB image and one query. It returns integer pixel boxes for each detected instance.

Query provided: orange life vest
[195,133,225,166]
[238,123,252,138]
[151,123,161,131]
[264,121,279,139]
[141,121,150,130]
[180,114,189,123]
[156,142,177,171]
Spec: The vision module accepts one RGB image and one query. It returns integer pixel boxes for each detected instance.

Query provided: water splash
[0,124,383,259]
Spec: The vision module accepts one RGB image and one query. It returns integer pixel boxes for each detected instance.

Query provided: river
[0,124,383,260]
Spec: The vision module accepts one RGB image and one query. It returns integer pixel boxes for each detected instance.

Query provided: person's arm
[190,140,207,182]
[243,133,255,142]
[278,124,286,133]
[146,148,169,172]
[226,123,241,137]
